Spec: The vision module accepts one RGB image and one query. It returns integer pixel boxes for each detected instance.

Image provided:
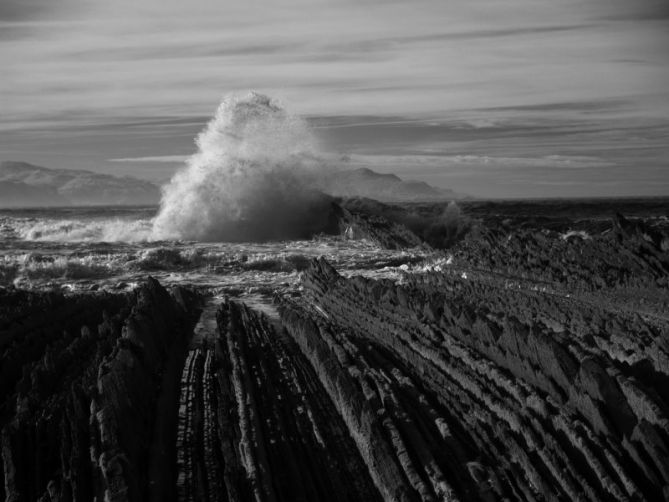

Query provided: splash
[151,92,338,242]
[13,218,153,242]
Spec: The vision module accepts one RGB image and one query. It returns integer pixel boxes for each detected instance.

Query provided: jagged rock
[1,197,668,502]
[0,279,200,501]
[283,257,669,501]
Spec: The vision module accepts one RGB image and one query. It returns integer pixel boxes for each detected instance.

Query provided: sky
[1,0,668,198]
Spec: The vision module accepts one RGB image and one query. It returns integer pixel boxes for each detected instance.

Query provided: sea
[0,206,428,297]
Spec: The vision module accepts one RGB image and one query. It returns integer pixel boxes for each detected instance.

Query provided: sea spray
[16,218,153,242]
[151,92,338,242]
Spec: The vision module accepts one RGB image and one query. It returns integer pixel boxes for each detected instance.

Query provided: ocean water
[0,95,439,296]
[0,206,428,294]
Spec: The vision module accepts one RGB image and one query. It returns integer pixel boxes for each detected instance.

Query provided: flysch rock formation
[0,279,200,502]
[1,204,668,501]
[173,299,381,502]
[281,257,669,501]
[447,212,669,318]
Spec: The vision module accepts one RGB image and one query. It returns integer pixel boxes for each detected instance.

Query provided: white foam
[15,218,153,242]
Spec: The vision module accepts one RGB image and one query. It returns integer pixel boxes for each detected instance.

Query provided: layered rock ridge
[0,279,200,501]
[277,258,669,501]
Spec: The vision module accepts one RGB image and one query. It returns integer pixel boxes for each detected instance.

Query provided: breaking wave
[3,93,339,244]
[10,218,153,242]
[151,92,338,242]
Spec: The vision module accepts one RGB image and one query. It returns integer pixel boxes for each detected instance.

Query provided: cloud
[0,0,49,22]
[323,23,601,54]
[595,0,669,21]
[109,155,189,163]
[341,153,613,174]
[4,0,668,125]
[479,99,630,114]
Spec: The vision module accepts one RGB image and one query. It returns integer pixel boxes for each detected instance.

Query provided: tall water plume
[151,93,337,242]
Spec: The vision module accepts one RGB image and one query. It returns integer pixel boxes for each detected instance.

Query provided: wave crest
[15,218,152,242]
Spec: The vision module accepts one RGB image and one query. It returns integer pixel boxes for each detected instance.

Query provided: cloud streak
[109,155,189,163]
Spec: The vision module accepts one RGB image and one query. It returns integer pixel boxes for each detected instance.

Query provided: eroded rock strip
[175,297,225,502]
[0,278,200,502]
[209,299,383,502]
[177,349,201,502]
[283,258,669,501]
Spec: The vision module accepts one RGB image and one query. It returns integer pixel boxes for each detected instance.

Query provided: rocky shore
[1,202,668,501]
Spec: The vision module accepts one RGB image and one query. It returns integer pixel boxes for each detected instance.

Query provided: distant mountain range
[0,161,463,208]
[0,180,69,207]
[0,161,160,207]
[313,167,464,202]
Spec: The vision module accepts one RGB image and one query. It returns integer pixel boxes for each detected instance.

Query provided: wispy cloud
[341,153,613,178]
[4,0,668,121]
[109,155,189,163]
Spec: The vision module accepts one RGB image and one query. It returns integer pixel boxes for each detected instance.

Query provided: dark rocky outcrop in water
[311,167,465,202]
[340,198,471,249]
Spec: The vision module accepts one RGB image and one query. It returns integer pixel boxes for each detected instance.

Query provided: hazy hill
[314,167,464,202]
[0,161,160,207]
[0,161,461,208]
[0,181,70,207]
